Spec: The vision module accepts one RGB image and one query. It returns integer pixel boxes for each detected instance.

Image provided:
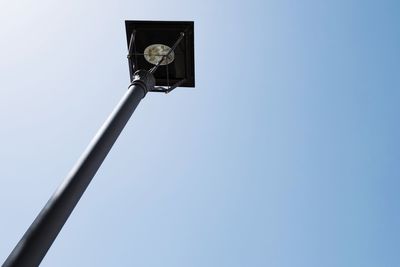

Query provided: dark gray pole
[2,70,155,267]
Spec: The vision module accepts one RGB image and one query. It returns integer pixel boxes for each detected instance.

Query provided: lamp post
[2,20,194,267]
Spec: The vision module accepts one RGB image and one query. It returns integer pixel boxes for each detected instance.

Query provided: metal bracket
[127,30,137,82]
[150,79,186,94]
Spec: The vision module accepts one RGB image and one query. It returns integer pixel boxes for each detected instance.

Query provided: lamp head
[125,20,195,88]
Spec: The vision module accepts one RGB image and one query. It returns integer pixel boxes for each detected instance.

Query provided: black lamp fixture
[126,20,195,91]
[3,20,195,267]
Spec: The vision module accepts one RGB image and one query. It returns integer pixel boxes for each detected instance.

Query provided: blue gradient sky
[1,0,399,266]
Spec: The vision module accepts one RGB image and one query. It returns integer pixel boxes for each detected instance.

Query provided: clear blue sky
[1,0,399,266]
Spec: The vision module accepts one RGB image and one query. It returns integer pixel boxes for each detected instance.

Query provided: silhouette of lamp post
[3,20,195,267]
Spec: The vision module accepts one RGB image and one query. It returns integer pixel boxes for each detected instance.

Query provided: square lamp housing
[125,20,195,87]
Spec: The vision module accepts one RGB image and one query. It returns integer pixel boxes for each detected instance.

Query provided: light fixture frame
[125,20,195,90]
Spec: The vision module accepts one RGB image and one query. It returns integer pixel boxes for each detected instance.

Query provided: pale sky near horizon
[0,0,399,266]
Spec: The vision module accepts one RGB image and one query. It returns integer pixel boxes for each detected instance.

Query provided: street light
[2,20,195,267]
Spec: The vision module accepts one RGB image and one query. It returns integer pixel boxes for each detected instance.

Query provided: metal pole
[2,70,155,267]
